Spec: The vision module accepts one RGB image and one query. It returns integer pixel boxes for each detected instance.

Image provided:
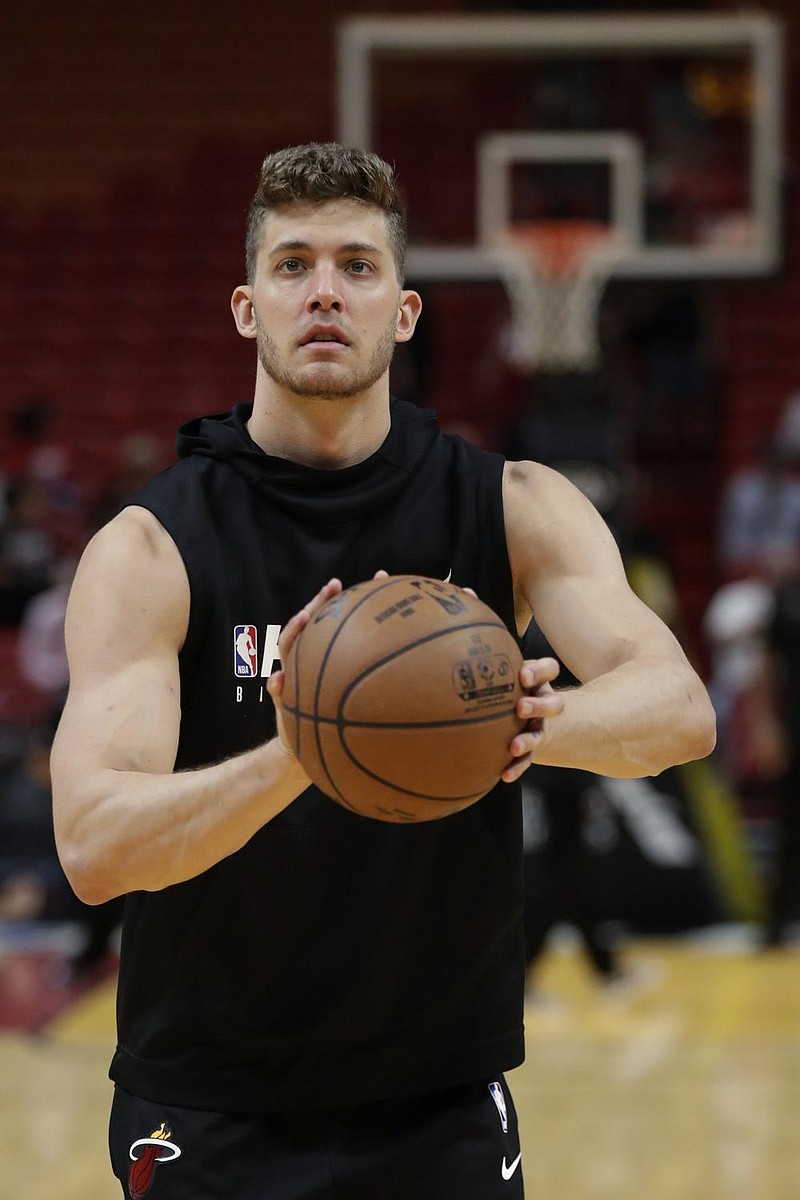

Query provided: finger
[278,578,342,657]
[501,752,533,784]
[306,577,342,615]
[266,670,284,698]
[373,569,389,580]
[461,587,477,599]
[267,673,304,761]
[520,657,561,691]
[277,609,311,659]
[510,729,537,759]
[517,692,566,721]
[283,581,340,641]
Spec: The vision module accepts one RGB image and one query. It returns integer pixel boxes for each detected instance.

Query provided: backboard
[336,12,784,284]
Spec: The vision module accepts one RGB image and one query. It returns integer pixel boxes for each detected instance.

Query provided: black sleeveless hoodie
[110,399,526,1113]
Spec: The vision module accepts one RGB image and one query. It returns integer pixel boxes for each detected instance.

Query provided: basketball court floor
[1,928,798,1200]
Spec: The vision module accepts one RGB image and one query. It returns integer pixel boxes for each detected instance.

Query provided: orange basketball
[281,575,525,822]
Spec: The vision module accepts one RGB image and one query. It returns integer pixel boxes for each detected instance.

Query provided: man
[52,143,715,1199]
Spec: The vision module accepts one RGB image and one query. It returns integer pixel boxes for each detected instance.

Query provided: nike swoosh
[443,568,452,583]
[501,1153,522,1181]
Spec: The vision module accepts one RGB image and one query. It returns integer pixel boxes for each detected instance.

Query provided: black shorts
[109,1077,524,1199]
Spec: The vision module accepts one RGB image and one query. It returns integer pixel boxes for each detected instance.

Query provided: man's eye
[279,258,304,273]
[347,260,373,274]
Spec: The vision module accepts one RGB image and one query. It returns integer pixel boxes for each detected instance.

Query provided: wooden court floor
[1,934,798,1200]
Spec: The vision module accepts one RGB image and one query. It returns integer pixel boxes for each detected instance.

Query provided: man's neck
[246,384,391,470]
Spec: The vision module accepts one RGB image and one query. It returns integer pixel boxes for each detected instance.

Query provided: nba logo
[234,625,258,677]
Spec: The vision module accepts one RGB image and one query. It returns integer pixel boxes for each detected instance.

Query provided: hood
[176,400,442,525]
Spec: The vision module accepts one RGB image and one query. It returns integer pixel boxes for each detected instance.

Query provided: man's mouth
[300,327,350,347]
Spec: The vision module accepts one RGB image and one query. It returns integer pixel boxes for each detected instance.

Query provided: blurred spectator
[2,395,83,534]
[0,715,65,920]
[91,432,166,531]
[764,575,800,944]
[521,623,628,993]
[17,555,77,701]
[709,396,800,942]
[0,475,58,626]
[3,395,63,480]
[523,763,626,992]
[773,389,800,457]
[717,437,800,584]
[0,707,122,978]
[704,579,786,790]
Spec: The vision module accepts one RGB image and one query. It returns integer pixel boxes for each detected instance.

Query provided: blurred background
[1,2,799,1197]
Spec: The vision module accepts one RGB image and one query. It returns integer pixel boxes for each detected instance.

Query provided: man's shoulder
[502,457,558,497]
[90,505,182,570]
[436,423,508,477]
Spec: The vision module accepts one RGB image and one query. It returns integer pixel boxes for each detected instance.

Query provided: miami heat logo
[128,1122,181,1198]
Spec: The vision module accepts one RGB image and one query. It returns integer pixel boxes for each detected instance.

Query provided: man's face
[239,199,419,401]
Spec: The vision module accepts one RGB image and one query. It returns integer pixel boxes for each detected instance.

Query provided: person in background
[711,412,800,941]
[17,555,77,703]
[0,475,58,627]
[717,436,800,585]
[90,432,166,532]
[764,572,800,944]
[0,703,122,977]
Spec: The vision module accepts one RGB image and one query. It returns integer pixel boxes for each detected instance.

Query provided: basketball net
[493,220,625,373]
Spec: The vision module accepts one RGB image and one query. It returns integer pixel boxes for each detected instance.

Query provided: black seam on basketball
[379,811,421,823]
[338,727,491,802]
[281,704,519,732]
[310,678,344,805]
[336,619,512,720]
[314,576,484,706]
[308,579,405,806]
[291,627,301,759]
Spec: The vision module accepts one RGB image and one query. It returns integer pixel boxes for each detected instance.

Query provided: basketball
[281,575,525,822]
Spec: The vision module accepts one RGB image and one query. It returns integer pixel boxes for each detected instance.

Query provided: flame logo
[127,1123,181,1198]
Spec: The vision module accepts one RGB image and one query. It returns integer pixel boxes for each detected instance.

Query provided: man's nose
[306,263,344,312]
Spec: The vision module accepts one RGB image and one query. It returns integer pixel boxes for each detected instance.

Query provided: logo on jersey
[128,1122,182,1198]
[489,1081,509,1132]
[233,625,258,677]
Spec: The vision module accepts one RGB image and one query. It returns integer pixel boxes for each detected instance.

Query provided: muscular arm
[51,507,327,905]
[504,461,716,778]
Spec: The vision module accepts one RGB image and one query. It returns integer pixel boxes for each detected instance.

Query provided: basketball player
[51,143,715,1199]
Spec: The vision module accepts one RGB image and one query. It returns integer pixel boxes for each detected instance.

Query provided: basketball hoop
[493,220,626,373]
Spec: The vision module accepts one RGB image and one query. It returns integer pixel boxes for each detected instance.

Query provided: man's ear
[231,286,257,340]
[395,289,422,344]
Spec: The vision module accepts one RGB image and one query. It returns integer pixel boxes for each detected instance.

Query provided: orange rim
[497,219,613,276]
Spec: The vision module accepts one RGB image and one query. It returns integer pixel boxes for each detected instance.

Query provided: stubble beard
[255,314,398,401]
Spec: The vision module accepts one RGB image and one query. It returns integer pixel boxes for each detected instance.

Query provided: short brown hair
[245,142,407,283]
